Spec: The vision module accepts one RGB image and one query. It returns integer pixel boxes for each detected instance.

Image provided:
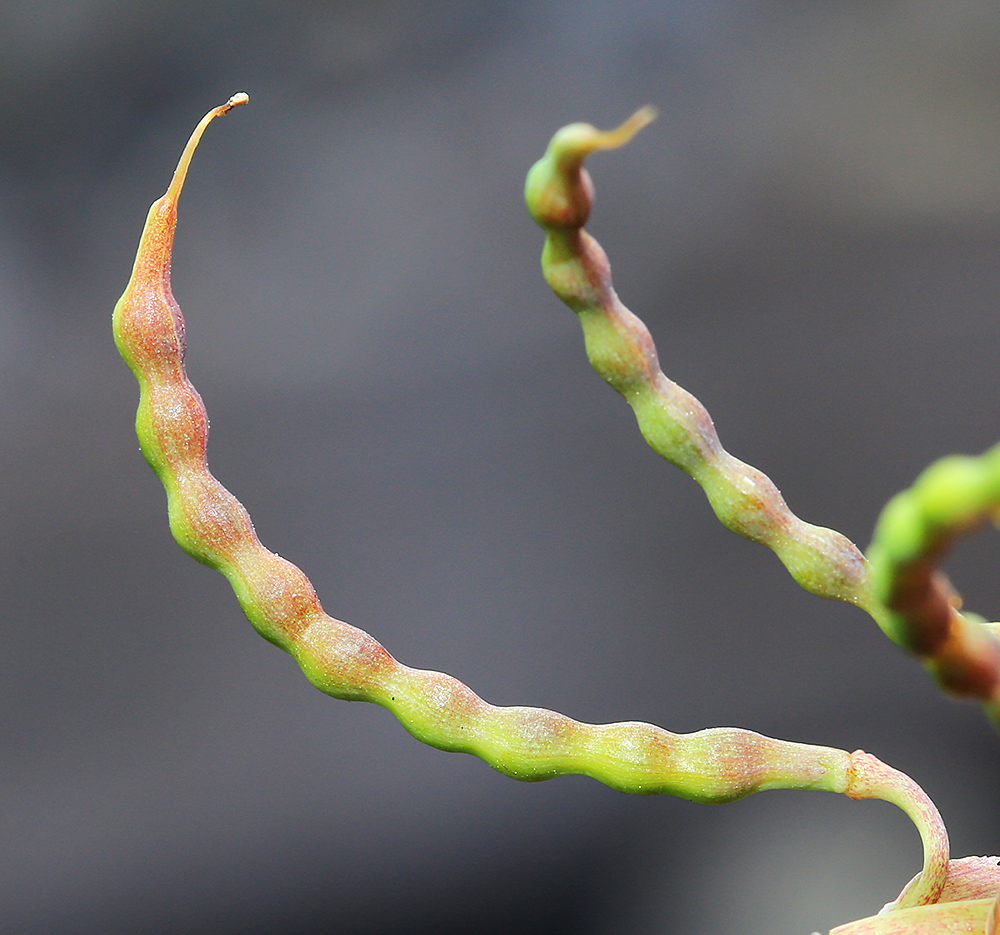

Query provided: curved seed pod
[524,110,872,608]
[866,448,1000,725]
[524,109,1000,731]
[113,98,950,911]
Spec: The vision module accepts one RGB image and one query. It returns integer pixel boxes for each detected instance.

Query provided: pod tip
[223,92,249,112]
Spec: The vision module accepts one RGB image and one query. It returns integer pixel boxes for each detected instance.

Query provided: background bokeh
[2,2,1000,933]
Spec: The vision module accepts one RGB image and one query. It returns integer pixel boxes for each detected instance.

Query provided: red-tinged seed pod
[525,106,1000,737]
[524,109,872,609]
[113,103,954,924]
[115,94,249,377]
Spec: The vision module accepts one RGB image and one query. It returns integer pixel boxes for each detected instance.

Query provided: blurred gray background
[2,2,1000,933]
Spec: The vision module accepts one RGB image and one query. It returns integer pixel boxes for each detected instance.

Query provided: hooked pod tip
[551,105,657,167]
[163,92,249,204]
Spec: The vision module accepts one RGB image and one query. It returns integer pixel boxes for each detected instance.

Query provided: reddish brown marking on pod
[116,95,246,376]
[709,730,770,792]
[118,295,185,371]
[178,477,255,562]
[133,200,178,282]
[932,612,1000,698]
[313,623,397,691]
[623,721,679,775]
[503,706,580,754]
[579,231,613,293]
[887,565,954,655]
[117,202,184,356]
[615,312,661,376]
[411,670,487,725]
[150,384,209,465]
[246,553,324,641]
[651,384,723,469]
[529,168,594,230]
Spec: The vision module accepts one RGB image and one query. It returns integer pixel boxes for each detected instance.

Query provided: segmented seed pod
[524,107,1000,731]
[524,108,872,608]
[114,98,960,924]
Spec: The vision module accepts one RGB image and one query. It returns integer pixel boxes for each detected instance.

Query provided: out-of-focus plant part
[113,96,999,934]
[868,451,1000,724]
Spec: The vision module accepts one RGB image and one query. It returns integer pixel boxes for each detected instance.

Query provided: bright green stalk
[113,96,955,920]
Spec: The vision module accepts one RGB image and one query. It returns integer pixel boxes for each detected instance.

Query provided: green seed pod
[525,109,872,609]
[114,99,984,928]
[524,106,1000,730]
